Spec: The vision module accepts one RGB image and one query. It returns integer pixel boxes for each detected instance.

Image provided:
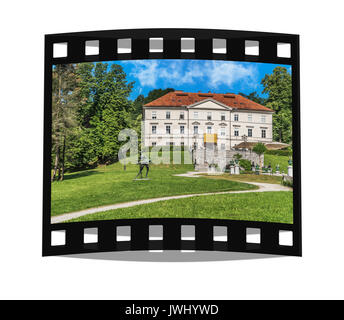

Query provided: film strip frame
[43,28,301,257]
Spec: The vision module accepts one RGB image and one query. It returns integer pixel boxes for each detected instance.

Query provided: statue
[255,164,260,175]
[134,153,151,180]
[288,158,293,177]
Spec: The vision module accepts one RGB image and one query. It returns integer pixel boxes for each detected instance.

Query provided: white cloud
[130,60,159,87]
[127,60,258,89]
[204,61,258,89]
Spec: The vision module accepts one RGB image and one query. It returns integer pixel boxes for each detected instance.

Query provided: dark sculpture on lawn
[134,153,151,180]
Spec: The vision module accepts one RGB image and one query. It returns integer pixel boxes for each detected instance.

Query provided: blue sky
[109,59,291,100]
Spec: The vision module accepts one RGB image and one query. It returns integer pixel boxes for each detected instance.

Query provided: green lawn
[264,154,290,173]
[66,191,293,224]
[51,162,257,216]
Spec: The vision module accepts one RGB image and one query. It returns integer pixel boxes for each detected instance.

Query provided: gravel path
[51,172,291,224]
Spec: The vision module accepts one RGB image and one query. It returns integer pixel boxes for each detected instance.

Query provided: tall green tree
[75,62,134,165]
[51,64,79,181]
[238,91,267,105]
[252,142,267,167]
[261,66,292,143]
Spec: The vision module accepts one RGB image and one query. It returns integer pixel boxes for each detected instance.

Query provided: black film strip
[43,28,301,257]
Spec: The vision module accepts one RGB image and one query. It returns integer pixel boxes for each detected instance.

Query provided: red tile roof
[144,91,273,112]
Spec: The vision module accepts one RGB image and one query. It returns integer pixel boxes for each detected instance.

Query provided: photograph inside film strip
[44,29,301,257]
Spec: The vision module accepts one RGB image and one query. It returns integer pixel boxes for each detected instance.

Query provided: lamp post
[242,134,247,156]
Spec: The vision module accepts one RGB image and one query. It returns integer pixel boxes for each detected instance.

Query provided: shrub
[239,159,252,172]
[265,149,292,156]
[234,153,243,161]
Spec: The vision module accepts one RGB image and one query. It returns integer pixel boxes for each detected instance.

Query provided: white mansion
[143,91,274,150]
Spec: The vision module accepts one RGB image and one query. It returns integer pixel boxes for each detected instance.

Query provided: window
[166,111,170,119]
[166,125,171,134]
[193,142,197,149]
[207,126,212,134]
[220,127,225,136]
[261,129,266,138]
[180,125,185,134]
[221,143,226,150]
[181,142,184,147]
[166,142,174,146]
[180,112,184,120]
[194,111,198,119]
[152,142,156,146]
[193,125,198,134]
[152,111,157,119]
[234,114,239,121]
[248,114,252,122]
[207,112,212,120]
[152,125,157,134]
[234,129,239,137]
[221,113,225,121]
[248,128,252,137]
[261,115,266,123]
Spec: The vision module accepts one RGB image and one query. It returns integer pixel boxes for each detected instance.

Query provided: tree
[75,62,134,165]
[51,64,79,181]
[252,142,267,167]
[261,67,292,143]
[238,91,267,105]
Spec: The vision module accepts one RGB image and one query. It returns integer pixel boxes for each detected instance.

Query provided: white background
[1,0,343,300]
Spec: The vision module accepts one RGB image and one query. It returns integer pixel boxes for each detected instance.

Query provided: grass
[264,154,290,173]
[66,191,293,224]
[51,162,257,216]
[200,173,283,184]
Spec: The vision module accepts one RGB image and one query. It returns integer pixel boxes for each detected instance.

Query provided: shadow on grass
[63,170,103,181]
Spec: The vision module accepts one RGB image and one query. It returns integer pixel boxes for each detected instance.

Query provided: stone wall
[193,148,263,172]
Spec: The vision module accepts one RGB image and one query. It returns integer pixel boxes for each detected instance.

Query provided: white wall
[144,104,271,148]
[1,0,344,300]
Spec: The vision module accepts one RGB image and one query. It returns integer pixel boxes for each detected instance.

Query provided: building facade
[143,91,274,150]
